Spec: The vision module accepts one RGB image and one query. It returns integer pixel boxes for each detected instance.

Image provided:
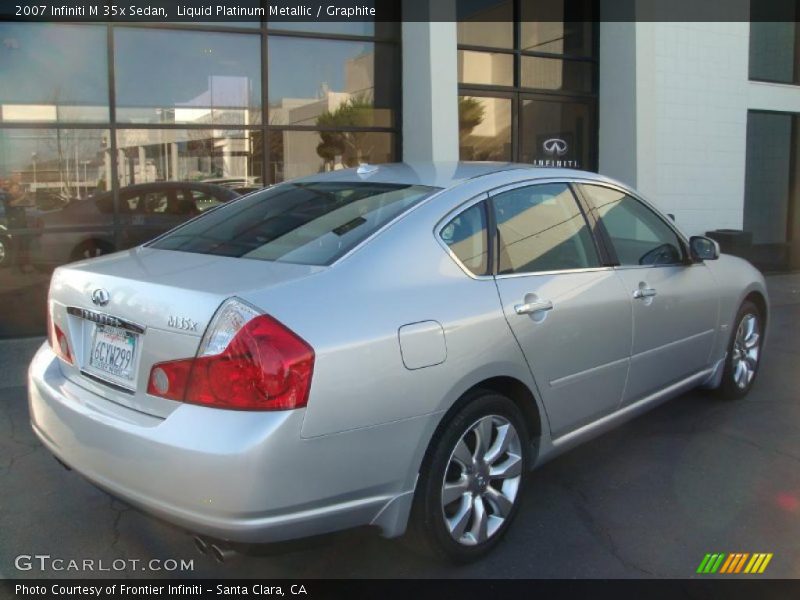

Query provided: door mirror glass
[690,236,720,261]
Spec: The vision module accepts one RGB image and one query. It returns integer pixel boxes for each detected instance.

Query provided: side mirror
[690,236,720,261]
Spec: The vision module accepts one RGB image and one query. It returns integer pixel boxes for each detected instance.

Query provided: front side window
[491,183,599,275]
[151,182,437,266]
[580,185,684,266]
[440,202,489,276]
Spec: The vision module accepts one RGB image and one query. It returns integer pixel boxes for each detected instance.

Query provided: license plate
[89,325,139,381]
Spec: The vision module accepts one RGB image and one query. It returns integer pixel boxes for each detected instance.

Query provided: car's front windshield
[150,181,438,266]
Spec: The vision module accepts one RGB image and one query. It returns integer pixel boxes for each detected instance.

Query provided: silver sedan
[29,163,767,562]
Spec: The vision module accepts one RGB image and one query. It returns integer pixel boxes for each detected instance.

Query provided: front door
[578,184,720,405]
[490,182,632,438]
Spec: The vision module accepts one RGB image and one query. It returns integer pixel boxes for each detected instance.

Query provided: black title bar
[0,0,799,23]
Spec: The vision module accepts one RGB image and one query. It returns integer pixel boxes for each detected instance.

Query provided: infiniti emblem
[543,138,568,157]
[91,288,110,307]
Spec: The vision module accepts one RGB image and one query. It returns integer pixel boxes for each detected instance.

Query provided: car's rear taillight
[147,298,315,411]
[48,309,74,365]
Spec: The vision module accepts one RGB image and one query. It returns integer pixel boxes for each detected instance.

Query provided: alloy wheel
[731,313,760,390]
[441,415,523,546]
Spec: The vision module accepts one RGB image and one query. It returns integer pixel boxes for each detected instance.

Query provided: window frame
[574,182,692,269]
[435,178,619,280]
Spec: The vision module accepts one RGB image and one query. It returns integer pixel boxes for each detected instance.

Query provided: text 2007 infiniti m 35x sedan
[29,163,767,562]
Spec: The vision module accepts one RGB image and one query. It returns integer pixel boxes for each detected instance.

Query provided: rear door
[577,183,719,404]
[490,181,632,438]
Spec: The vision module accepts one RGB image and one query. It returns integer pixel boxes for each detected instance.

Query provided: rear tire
[407,390,530,563]
[717,300,763,400]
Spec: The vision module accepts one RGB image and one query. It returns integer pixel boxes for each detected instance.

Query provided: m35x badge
[168,316,199,332]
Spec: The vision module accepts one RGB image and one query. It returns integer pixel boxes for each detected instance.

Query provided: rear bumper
[28,344,430,542]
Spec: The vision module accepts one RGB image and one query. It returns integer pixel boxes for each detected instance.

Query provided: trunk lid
[48,246,324,418]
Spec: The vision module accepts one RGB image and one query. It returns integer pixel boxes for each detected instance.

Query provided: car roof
[289,162,620,190]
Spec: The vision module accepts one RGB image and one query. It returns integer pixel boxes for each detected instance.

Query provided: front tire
[408,391,530,562]
[718,300,763,400]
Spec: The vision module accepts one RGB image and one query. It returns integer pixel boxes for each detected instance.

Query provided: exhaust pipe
[192,535,237,563]
[209,543,236,564]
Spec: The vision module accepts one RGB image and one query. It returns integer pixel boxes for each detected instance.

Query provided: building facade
[1,3,799,337]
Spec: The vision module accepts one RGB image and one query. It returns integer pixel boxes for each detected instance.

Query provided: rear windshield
[150,182,437,266]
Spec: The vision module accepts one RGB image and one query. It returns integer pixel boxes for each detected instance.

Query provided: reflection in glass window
[0,128,110,206]
[520,2,595,56]
[0,24,108,123]
[114,28,261,125]
[458,96,511,161]
[492,183,599,274]
[269,130,394,183]
[458,50,513,86]
[520,57,594,93]
[581,185,684,266]
[457,0,513,48]
[267,37,397,128]
[519,99,591,169]
[115,129,262,188]
[441,202,489,276]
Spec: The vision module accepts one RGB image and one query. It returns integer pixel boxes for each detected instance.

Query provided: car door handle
[632,287,657,299]
[514,299,554,315]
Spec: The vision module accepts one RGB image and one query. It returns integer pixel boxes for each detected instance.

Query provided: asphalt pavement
[1,274,799,579]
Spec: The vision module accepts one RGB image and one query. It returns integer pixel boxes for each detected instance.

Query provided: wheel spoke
[452,439,474,468]
[489,453,522,479]
[484,485,514,518]
[442,477,470,505]
[484,423,511,465]
[473,417,493,461]
[447,495,473,539]
[734,360,747,387]
[745,332,760,349]
[469,495,488,544]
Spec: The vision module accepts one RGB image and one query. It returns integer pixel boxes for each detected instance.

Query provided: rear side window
[579,185,684,266]
[492,183,600,275]
[151,182,437,266]
[440,202,489,276]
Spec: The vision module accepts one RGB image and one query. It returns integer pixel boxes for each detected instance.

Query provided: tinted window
[151,182,436,266]
[440,202,489,276]
[581,185,684,266]
[492,183,599,274]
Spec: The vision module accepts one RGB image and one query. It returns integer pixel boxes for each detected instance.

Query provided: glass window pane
[114,28,261,126]
[441,202,489,275]
[581,185,684,266]
[458,50,513,86]
[744,112,792,246]
[114,129,255,251]
[492,183,599,274]
[458,96,512,161]
[519,98,592,169]
[268,37,397,128]
[270,130,395,183]
[0,128,110,336]
[749,22,799,84]
[520,1,596,56]
[457,0,513,48]
[116,129,262,187]
[520,57,594,93]
[152,182,436,265]
[0,24,108,123]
